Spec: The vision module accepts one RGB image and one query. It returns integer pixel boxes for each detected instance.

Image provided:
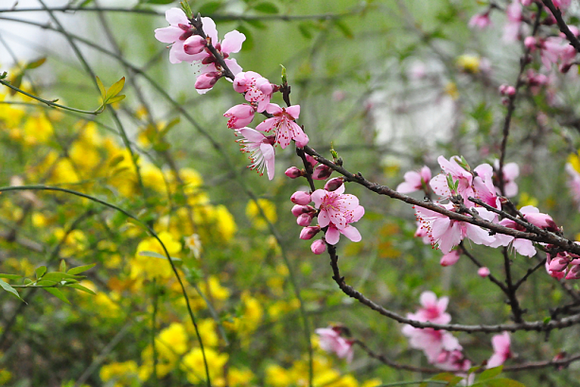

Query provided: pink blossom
[154,8,197,64]
[233,71,275,112]
[409,291,451,324]
[494,160,519,197]
[545,246,580,280]
[397,166,432,194]
[324,207,364,245]
[256,103,309,149]
[429,156,473,199]
[415,204,498,253]
[402,326,462,364]
[503,0,522,42]
[224,104,256,129]
[311,185,360,230]
[487,332,512,368]
[235,128,276,180]
[291,204,313,217]
[315,327,354,362]
[469,12,492,29]
[182,35,206,55]
[566,163,580,209]
[499,205,557,257]
[311,239,327,255]
[478,267,491,277]
[297,213,314,227]
[541,36,577,72]
[440,250,461,267]
[436,350,472,372]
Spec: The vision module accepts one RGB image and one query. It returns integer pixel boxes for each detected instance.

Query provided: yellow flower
[156,322,189,361]
[456,54,481,74]
[181,347,228,385]
[99,360,139,387]
[228,367,255,386]
[23,114,53,145]
[246,198,277,230]
[265,364,293,387]
[215,205,237,241]
[568,153,580,173]
[130,231,182,280]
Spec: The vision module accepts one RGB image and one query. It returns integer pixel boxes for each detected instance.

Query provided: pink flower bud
[291,191,311,205]
[324,177,344,192]
[311,239,326,254]
[305,155,318,167]
[524,36,537,51]
[285,166,303,179]
[312,164,332,180]
[291,204,312,217]
[300,226,320,240]
[223,104,256,129]
[183,35,206,55]
[566,264,580,280]
[478,267,490,277]
[548,257,569,272]
[195,72,220,92]
[440,251,460,267]
[297,213,314,227]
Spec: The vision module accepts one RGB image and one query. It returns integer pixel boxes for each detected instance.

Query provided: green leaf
[36,279,59,287]
[298,22,313,39]
[199,1,223,14]
[59,259,67,273]
[36,266,47,279]
[106,77,125,99]
[483,378,526,387]
[0,273,22,280]
[0,278,24,302]
[478,366,503,381]
[159,117,181,137]
[25,57,47,70]
[108,154,126,168]
[244,18,267,30]
[96,76,106,99]
[66,283,96,295]
[41,272,80,282]
[253,2,279,14]
[142,0,175,4]
[106,95,126,105]
[333,19,354,39]
[44,287,71,304]
[67,263,97,275]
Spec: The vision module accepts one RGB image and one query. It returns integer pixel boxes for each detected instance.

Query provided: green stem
[0,78,104,115]
[0,184,212,387]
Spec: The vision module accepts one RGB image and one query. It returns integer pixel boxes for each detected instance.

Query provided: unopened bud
[291,191,311,205]
[311,239,326,254]
[291,204,313,217]
[285,166,303,179]
[300,226,320,240]
[312,164,332,180]
[478,267,490,278]
[324,177,344,191]
[297,213,314,227]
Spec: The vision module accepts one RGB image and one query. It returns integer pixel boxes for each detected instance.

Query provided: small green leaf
[236,25,254,50]
[0,273,23,280]
[25,57,47,70]
[298,22,313,39]
[483,378,526,387]
[41,272,80,282]
[142,0,175,4]
[66,283,96,295]
[67,263,96,275]
[59,259,67,273]
[36,266,47,279]
[44,287,71,304]
[478,366,503,381]
[199,1,223,14]
[180,1,193,19]
[96,76,106,99]
[244,18,267,30]
[0,278,24,301]
[106,95,126,105]
[254,2,279,14]
[37,279,59,287]
[108,154,126,168]
[106,77,125,99]
[159,117,181,137]
[333,19,354,39]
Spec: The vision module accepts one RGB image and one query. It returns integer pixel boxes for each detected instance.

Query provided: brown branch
[327,244,580,333]
[541,0,580,53]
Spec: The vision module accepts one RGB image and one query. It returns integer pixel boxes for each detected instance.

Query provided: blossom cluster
[402,292,512,372]
[155,8,309,181]
[399,155,568,276]
[291,175,364,254]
